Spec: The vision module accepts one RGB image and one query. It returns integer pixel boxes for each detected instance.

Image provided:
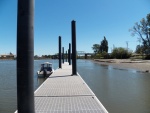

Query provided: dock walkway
[34,62,108,113]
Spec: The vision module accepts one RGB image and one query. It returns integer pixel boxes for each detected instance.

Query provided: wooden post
[17,0,35,112]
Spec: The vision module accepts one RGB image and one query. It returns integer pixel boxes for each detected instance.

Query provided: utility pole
[113,44,115,50]
[126,41,128,51]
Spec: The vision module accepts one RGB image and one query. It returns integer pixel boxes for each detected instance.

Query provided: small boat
[37,62,54,78]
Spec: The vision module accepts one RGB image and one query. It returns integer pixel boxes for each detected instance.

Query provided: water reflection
[0,59,58,113]
[100,63,148,74]
[37,77,46,86]
[77,59,150,113]
[0,59,150,113]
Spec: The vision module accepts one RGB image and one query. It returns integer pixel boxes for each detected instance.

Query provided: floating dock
[34,62,108,113]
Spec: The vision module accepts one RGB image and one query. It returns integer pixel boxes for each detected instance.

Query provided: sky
[0,0,150,56]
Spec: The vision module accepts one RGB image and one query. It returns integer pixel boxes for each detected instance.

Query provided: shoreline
[92,59,150,73]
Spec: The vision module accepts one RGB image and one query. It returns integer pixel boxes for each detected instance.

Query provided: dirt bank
[93,59,150,73]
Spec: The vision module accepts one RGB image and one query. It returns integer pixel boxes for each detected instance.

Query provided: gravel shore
[93,59,150,73]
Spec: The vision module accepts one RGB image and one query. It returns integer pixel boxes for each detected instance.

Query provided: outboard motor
[43,69,47,77]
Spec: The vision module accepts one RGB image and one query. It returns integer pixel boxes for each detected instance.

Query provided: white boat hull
[37,69,54,78]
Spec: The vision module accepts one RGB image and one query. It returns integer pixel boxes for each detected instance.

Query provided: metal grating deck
[35,97,105,113]
[34,62,108,113]
[35,75,93,96]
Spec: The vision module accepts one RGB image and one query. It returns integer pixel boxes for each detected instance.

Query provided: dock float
[34,62,108,113]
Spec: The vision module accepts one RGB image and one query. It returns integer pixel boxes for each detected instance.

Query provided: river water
[0,59,150,113]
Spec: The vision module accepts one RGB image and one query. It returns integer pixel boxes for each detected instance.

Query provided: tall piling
[68,49,69,63]
[66,51,67,62]
[85,54,87,59]
[71,20,77,75]
[62,47,64,63]
[69,43,71,65]
[59,36,62,68]
[17,0,35,113]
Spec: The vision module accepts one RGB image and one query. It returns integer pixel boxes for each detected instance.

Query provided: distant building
[0,52,15,59]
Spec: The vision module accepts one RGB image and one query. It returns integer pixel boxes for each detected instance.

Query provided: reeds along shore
[93,59,150,73]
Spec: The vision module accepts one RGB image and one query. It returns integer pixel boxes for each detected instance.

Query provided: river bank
[93,59,150,73]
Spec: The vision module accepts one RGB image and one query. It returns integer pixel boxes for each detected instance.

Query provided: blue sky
[0,0,150,55]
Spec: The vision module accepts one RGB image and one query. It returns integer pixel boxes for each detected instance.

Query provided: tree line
[92,13,150,59]
[92,36,131,59]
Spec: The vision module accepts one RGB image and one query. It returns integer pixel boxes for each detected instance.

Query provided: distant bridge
[77,51,94,59]
[77,51,94,55]
[77,51,86,56]
[51,51,94,59]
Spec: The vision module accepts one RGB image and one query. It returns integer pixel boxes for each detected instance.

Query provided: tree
[135,45,144,54]
[111,47,131,59]
[99,36,108,53]
[129,13,150,53]
[92,44,100,54]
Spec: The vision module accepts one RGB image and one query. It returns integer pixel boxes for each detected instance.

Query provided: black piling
[68,49,69,63]
[62,47,64,63]
[71,20,77,75]
[68,43,71,65]
[59,36,62,68]
[17,0,35,113]
[66,51,68,62]
[85,54,87,59]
